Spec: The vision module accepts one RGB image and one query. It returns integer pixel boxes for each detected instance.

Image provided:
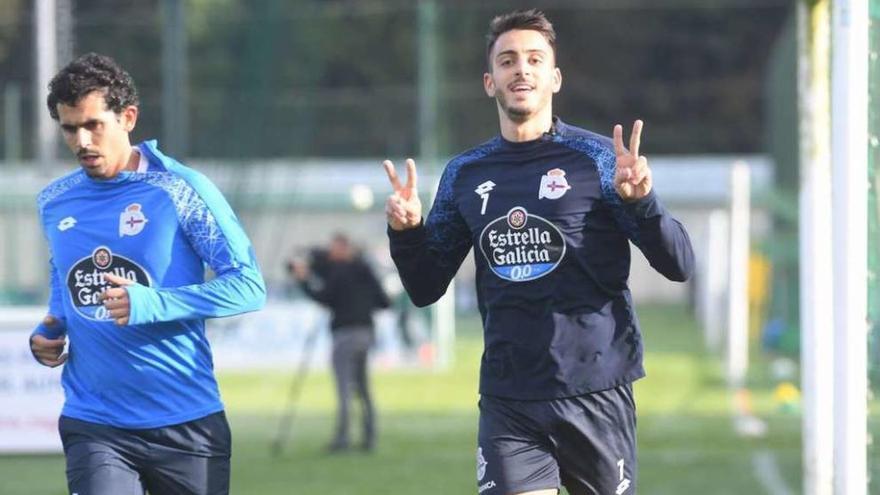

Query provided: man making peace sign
[384,9,694,495]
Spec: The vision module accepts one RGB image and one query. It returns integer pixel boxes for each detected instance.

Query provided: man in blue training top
[383,10,694,495]
[29,52,266,495]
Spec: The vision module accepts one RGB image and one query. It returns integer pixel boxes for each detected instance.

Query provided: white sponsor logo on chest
[478,206,566,282]
[66,246,151,321]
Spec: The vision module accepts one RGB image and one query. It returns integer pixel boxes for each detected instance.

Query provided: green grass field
[0,304,847,494]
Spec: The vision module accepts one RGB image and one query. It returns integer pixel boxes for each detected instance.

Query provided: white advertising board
[0,307,64,454]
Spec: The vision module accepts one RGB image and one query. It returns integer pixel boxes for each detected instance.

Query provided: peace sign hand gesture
[613,119,653,202]
[383,158,422,231]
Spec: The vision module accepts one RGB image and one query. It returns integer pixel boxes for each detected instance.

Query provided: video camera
[285,247,332,279]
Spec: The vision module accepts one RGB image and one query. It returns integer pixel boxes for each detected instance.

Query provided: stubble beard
[496,92,531,123]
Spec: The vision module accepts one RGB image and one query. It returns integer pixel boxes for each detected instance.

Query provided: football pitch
[0,305,808,494]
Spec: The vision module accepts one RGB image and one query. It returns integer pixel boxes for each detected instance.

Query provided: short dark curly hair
[485,9,556,69]
[46,52,139,120]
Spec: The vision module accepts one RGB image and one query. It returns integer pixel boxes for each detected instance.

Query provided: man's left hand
[100,273,134,326]
[613,119,653,202]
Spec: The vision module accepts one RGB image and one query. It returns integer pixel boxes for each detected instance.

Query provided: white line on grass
[751,449,795,495]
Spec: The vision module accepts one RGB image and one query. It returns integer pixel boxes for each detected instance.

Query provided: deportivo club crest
[66,246,151,321]
[479,207,566,282]
[119,203,148,237]
[538,168,571,200]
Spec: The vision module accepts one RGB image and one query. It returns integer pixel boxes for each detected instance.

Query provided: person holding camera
[289,233,390,453]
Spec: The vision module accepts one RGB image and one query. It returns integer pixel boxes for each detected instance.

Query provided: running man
[383,10,694,495]
[30,52,266,495]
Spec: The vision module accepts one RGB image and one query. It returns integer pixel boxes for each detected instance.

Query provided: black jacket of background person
[299,255,391,332]
[388,118,695,401]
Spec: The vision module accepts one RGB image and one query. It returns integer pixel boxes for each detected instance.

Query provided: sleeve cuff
[387,221,426,245]
[31,318,66,340]
[621,190,661,218]
[125,283,159,325]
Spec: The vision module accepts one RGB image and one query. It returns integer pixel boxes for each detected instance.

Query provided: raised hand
[30,315,67,367]
[613,119,653,202]
[383,158,422,231]
[101,273,134,325]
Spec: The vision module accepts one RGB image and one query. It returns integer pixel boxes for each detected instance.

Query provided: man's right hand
[383,158,422,231]
[30,315,67,367]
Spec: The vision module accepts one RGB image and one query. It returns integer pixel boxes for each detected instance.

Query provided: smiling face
[56,90,138,179]
[483,29,561,126]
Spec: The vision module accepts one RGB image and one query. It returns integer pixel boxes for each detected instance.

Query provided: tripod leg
[270,325,322,456]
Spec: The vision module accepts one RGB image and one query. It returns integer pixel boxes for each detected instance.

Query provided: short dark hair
[46,52,139,120]
[485,9,556,68]
[330,232,351,247]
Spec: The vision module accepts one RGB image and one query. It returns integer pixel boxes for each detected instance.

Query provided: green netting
[868,0,879,489]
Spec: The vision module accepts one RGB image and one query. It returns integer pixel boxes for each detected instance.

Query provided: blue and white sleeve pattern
[388,142,501,307]
[558,135,642,246]
[423,160,474,266]
[31,256,68,340]
[561,134,694,282]
[126,169,266,324]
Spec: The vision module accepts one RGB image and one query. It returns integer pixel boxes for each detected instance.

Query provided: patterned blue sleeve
[31,256,67,340]
[424,161,474,265]
[561,134,694,282]
[31,199,67,362]
[388,159,473,307]
[559,135,643,246]
[126,167,266,324]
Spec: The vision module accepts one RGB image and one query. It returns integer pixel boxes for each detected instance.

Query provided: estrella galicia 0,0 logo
[65,246,151,321]
[478,206,566,282]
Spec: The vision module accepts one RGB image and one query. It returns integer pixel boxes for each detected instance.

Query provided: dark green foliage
[0,0,791,159]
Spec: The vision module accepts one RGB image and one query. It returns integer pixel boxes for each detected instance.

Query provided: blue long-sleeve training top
[389,118,694,400]
[32,140,266,428]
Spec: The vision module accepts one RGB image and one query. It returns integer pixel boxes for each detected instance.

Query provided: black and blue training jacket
[389,118,694,400]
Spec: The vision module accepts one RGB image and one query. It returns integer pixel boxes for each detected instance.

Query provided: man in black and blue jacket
[383,9,694,495]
